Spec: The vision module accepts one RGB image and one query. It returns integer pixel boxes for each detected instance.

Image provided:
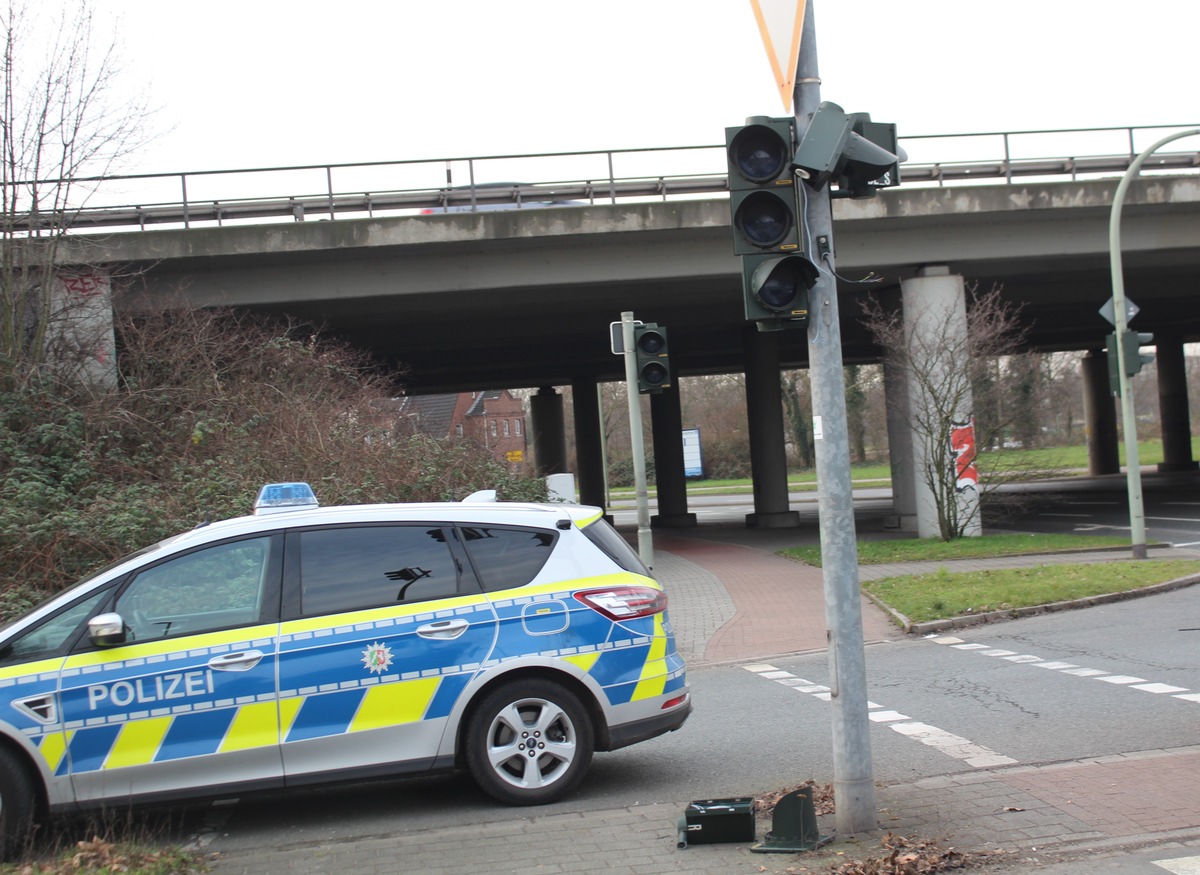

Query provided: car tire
[0,750,35,859]
[465,678,594,806]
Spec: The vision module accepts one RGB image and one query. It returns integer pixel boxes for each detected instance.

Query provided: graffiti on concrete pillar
[949,417,979,493]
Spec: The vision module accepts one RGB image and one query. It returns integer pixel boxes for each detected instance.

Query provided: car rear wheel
[465,678,594,805]
[0,750,35,859]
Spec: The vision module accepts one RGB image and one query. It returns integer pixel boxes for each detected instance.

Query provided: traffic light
[1105,330,1155,393]
[726,117,820,329]
[1121,330,1154,376]
[633,323,671,394]
[726,117,801,255]
[1105,333,1121,394]
[793,101,902,199]
[743,254,818,326]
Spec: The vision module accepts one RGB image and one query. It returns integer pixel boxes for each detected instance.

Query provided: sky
[90,0,1200,181]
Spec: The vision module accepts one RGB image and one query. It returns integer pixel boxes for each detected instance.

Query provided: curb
[891,572,1200,635]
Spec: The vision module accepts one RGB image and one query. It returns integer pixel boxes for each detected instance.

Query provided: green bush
[0,308,546,619]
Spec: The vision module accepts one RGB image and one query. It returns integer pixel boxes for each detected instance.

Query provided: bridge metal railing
[7,123,1200,235]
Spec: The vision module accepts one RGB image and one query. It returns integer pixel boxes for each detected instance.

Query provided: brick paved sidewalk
[210,746,1200,875]
[654,533,897,665]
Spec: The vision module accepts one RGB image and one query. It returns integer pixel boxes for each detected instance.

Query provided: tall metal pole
[620,311,654,569]
[793,0,875,835]
[1109,128,1200,560]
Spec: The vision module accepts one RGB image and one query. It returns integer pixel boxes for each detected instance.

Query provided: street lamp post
[1109,128,1200,559]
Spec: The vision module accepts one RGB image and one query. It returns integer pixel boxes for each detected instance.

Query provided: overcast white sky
[102,0,1197,177]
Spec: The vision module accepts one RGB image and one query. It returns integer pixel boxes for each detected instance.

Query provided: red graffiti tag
[950,418,979,492]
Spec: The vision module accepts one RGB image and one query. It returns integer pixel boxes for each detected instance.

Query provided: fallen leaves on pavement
[827,833,1010,873]
[757,780,836,815]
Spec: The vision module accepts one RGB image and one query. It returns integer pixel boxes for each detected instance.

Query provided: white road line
[741,663,1016,768]
[1153,854,1200,874]
[1134,682,1189,694]
[929,635,1195,702]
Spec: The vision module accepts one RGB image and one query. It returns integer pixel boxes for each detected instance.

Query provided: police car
[0,485,690,851]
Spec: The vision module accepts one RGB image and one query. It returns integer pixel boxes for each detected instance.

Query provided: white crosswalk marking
[741,663,1016,768]
[927,635,1196,703]
[1153,855,1200,874]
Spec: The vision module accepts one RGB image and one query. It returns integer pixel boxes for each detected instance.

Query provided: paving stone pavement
[208,530,1200,874]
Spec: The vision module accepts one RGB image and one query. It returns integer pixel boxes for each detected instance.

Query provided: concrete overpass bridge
[80,175,1200,389]
[46,128,1200,532]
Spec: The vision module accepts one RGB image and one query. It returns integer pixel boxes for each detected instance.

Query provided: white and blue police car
[0,485,690,851]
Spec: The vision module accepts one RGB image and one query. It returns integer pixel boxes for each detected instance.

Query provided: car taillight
[574,586,667,621]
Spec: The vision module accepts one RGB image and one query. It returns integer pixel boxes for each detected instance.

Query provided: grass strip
[782,533,1133,567]
[863,560,1200,623]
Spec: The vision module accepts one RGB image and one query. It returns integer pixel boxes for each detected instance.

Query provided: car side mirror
[88,612,127,647]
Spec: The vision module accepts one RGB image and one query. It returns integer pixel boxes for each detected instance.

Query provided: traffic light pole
[793,1,876,835]
[1109,127,1200,560]
[620,311,655,569]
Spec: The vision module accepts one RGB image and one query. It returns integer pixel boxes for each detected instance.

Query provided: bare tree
[0,0,150,386]
[781,369,813,469]
[862,284,1030,540]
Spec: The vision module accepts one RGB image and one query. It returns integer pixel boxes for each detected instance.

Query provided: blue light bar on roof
[254,482,319,515]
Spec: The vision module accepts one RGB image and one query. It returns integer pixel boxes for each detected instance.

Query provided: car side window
[114,536,273,642]
[458,525,556,592]
[298,525,462,616]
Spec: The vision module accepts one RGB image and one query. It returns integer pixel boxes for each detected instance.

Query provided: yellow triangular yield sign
[749,0,807,113]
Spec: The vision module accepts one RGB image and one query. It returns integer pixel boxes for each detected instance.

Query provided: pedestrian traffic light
[742,254,819,328]
[726,117,801,255]
[793,102,902,199]
[633,323,671,394]
[1121,329,1154,376]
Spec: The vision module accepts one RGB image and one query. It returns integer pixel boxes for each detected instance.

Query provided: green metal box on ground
[683,797,756,844]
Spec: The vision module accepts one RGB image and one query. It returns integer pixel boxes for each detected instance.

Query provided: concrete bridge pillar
[742,326,800,529]
[897,266,981,539]
[1081,350,1120,475]
[570,376,608,510]
[649,387,696,528]
[883,354,918,532]
[1155,334,1198,472]
[529,387,567,477]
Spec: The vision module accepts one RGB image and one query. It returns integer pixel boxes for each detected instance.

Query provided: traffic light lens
[758,270,801,311]
[748,255,819,317]
[636,330,665,355]
[734,191,793,249]
[641,362,668,387]
[729,126,790,183]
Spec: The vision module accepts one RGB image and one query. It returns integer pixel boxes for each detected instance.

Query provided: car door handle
[208,650,265,671]
[416,619,469,640]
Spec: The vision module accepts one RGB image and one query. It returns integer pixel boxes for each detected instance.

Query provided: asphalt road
[187,582,1197,860]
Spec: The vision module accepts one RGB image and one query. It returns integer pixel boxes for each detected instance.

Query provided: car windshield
[0,537,174,633]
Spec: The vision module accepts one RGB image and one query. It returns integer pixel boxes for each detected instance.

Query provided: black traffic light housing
[793,102,902,199]
[726,117,801,255]
[1122,330,1155,376]
[1106,330,1155,393]
[726,116,820,330]
[743,254,818,328]
[633,323,671,394]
